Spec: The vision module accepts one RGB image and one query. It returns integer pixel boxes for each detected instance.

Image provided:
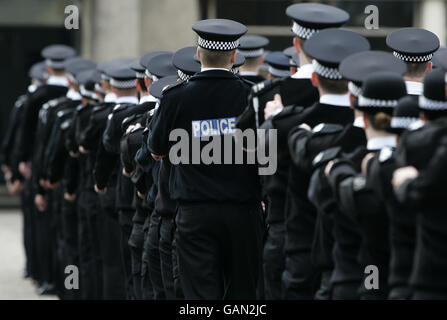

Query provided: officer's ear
[47,66,53,74]
[144,76,151,89]
[426,61,433,73]
[197,47,201,61]
[259,56,265,65]
[293,37,301,54]
[230,50,237,64]
[420,112,428,122]
[311,72,319,88]
[362,112,369,129]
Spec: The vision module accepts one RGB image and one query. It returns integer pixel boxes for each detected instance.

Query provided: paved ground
[0,209,57,300]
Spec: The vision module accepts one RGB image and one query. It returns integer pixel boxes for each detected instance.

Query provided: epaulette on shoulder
[76,104,84,111]
[408,120,425,131]
[352,175,367,192]
[57,109,73,119]
[15,95,27,108]
[312,123,344,135]
[93,105,104,113]
[47,98,61,108]
[378,146,395,163]
[251,79,281,96]
[122,114,141,129]
[312,146,342,168]
[61,119,73,130]
[162,80,185,95]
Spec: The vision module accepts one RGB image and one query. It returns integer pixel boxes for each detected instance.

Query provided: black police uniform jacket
[394,119,447,294]
[148,69,261,202]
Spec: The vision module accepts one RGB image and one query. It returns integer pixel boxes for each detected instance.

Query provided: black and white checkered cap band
[198,36,240,51]
[312,60,343,80]
[358,95,398,108]
[177,70,192,81]
[419,95,447,110]
[145,70,159,82]
[268,66,291,78]
[80,85,99,100]
[101,74,111,81]
[393,51,433,63]
[237,48,264,58]
[94,83,105,94]
[110,78,137,89]
[391,116,420,129]
[45,59,66,69]
[292,22,318,40]
[136,72,146,79]
[348,82,363,97]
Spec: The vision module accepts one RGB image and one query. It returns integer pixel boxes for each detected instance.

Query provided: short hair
[365,112,392,131]
[405,62,429,78]
[297,37,312,61]
[422,110,447,121]
[316,74,348,94]
[199,47,234,68]
[137,78,147,92]
[243,56,263,68]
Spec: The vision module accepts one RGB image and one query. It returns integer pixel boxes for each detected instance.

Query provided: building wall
[80,0,200,63]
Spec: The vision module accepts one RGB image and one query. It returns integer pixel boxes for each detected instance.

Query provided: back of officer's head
[419,69,447,121]
[197,47,236,69]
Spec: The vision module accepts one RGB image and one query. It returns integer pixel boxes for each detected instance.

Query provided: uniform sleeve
[94,140,119,189]
[147,95,176,156]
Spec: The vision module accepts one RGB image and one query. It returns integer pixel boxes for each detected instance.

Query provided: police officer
[392,69,447,299]
[237,35,269,83]
[386,27,439,97]
[284,28,369,299]
[149,18,263,299]
[263,51,292,79]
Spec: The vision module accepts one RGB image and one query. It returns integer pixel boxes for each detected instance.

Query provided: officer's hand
[19,162,32,180]
[325,160,335,177]
[122,168,134,178]
[299,123,311,131]
[7,180,23,196]
[34,194,47,212]
[361,153,375,175]
[64,192,76,202]
[264,94,284,120]
[94,184,107,194]
[47,181,60,189]
[137,191,145,199]
[79,145,89,154]
[69,151,79,158]
[39,178,46,188]
[151,153,164,161]
[392,166,419,191]
[1,165,11,175]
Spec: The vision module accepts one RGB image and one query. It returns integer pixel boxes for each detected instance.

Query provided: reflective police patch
[191,117,236,138]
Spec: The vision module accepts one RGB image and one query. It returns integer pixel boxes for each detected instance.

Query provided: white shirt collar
[47,75,69,87]
[116,96,138,104]
[367,136,397,151]
[319,93,350,107]
[354,116,365,128]
[139,94,158,104]
[201,67,230,72]
[239,71,258,76]
[104,92,117,103]
[291,63,314,79]
[66,88,82,101]
[405,81,423,96]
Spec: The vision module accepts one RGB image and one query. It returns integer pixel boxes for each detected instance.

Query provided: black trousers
[21,179,37,279]
[141,214,155,300]
[331,281,360,300]
[118,208,135,299]
[159,216,185,299]
[99,190,126,300]
[77,189,102,299]
[176,202,263,300]
[145,212,166,299]
[128,221,144,300]
[60,197,80,299]
[263,222,285,300]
